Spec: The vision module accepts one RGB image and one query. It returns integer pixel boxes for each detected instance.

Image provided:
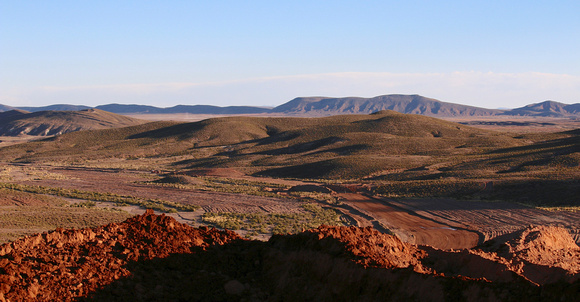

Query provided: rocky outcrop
[0,211,578,301]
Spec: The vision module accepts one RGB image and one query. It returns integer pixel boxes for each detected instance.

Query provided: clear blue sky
[1,1,579,108]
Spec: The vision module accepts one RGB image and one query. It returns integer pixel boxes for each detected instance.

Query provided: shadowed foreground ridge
[0,211,578,301]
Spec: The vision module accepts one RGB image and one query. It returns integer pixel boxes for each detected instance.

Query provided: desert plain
[0,109,578,301]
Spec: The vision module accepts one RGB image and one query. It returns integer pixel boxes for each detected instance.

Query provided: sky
[1,1,579,109]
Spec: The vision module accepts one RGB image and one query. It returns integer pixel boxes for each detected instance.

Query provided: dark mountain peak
[273,94,503,117]
[522,100,566,110]
[509,100,578,117]
[271,97,328,113]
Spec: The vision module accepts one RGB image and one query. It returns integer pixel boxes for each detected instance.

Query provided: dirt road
[388,197,580,244]
[338,193,480,249]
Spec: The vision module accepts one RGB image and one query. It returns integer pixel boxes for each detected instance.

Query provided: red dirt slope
[477,225,580,285]
[0,211,240,301]
[0,211,578,301]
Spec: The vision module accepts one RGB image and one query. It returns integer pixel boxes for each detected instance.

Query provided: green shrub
[201,204,344,235]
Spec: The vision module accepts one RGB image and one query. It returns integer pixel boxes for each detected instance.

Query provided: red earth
[0,211,578,301]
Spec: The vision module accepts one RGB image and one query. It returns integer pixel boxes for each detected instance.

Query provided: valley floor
[2,163,578,249]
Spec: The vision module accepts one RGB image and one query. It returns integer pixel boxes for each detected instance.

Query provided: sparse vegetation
[0,205,131,244]
[0,111,578,244]
[71,200,97,208]
[0,182,199,213]
[202,203,345,235]
[0,111,529,179]
[374,179,486,199]
[150,175,289,198]
[287,191,340,204]
[0,105,578,300]
[374,177,580,208]
[0,188,132,243]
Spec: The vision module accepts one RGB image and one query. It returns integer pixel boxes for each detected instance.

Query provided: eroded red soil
[338,193,480,249]
[0,193,52,207]
[0,211,578,301]
[386,197,580,245]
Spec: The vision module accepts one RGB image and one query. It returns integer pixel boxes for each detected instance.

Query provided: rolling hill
[0,109,30,120]
[0,104,17,112]
[0,110,526,178]
[0,109,147,136]
[0,110,577,205]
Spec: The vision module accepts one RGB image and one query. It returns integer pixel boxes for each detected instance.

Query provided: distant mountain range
[270,95,580,117]
[18,104,272,115]
[3,95,580,118]
[18,104,92,112]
